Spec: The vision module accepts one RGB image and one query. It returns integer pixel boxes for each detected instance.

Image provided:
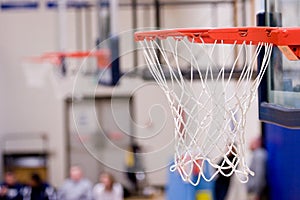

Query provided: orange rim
[41,49,110,58]
[23,49,111,68]
[135,27,300,45]
[135,27,300,60]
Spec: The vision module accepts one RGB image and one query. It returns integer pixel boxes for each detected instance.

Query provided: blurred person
[92,172,123,200]
[247,137,268,200]
[0,171,23,200]
[125,142,144,194]
[214,145,237,200]
[22,173,56,200]
[58,165,92,200]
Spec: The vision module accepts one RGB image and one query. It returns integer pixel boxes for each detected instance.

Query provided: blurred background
[0,0,300,200]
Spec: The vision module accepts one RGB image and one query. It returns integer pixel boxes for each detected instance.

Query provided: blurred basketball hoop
[22,49,111,97]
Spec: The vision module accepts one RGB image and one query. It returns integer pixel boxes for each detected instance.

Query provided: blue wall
[265,123,300,200]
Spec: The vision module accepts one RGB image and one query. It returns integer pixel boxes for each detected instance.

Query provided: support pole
[58,0,67,76]
[58,0,67,52]
[132,0,138,69]
[110,0,118,36]
[154,0,160,28]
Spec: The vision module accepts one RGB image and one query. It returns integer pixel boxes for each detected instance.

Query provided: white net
[139,35,273,185]
[22,59,53,89]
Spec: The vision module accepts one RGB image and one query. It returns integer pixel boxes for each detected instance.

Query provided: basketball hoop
[22,49,111,97]
[135,27,300,185]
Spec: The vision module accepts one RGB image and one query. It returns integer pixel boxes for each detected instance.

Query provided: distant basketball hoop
[22,49,111,97]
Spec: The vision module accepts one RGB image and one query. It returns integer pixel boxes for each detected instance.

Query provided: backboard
[258,0,300,128]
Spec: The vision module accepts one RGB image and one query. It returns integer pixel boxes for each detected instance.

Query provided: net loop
[172,36,185,41]
[139,33,273,185]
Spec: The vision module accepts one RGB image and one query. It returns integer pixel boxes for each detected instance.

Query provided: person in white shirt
[58,165,93,200]
[92,172,123,200]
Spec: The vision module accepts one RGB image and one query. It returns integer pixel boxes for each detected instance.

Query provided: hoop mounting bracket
[278,45,300,61]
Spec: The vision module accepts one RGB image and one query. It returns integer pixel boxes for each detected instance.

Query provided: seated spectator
[0,171,23,200]
[22,173,56,200]
[93,172,123,200]
[58,165,92,200]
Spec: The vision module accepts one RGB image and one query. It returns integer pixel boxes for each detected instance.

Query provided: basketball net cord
[139,37,273,185]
